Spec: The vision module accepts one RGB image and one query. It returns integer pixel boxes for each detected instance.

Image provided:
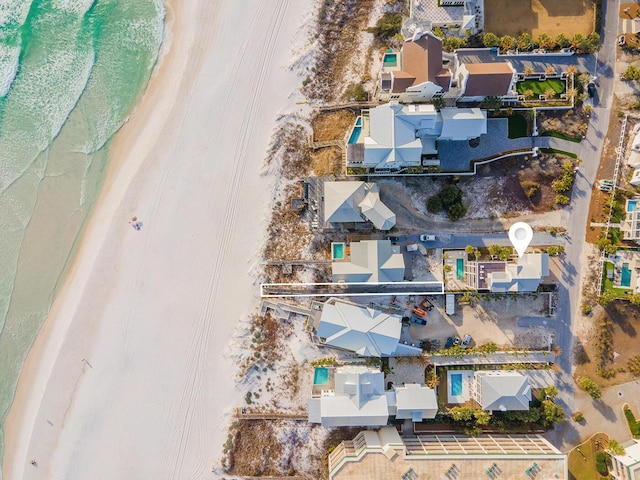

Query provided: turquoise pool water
[622,263,632,287]
[383,53,397,67]
[348,127,361,144]
[456,258,465,280]
[450,373,462,396]
[332,243,345,259]
[355,116,362,127]
[628,200,638,212]
[314,367,329,385]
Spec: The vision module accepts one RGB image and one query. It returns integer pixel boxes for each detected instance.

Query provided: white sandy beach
[2,0,313,478]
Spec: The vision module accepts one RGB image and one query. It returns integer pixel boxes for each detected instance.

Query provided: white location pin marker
[508,222,533,258]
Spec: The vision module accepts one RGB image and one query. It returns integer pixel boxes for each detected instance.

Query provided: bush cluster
[426,183,467,221]
[482,31,600,54]
[578,377,602,399]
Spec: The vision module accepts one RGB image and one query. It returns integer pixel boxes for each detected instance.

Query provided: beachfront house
[610,439,640,480]
[470,371,532,412]
[381,31,451,103]
[345,103,487,171]
[408,0,480,38]
[456,62,517,102]
[308,366,438,427]
[332,240,405,283]
[309,298,422,357]
[466,253,550,293]
[622,198,640,243]
[327,427,568,480]
[322,181,395,230]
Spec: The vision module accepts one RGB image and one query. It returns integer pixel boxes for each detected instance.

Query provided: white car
[420,234,436,241]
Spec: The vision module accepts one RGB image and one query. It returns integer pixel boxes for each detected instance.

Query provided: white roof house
[351,103,487,171]
[611,439,640,480]
[391,383,438,421]
[439,108,487,140]
[308,367,438,427]
[470,371,532,411]
[486,253,550,293]
[308,366,390,427]
[332,240,405,283]
[323,181,396,230]
[313,298,422,357]
[622,198,640,243]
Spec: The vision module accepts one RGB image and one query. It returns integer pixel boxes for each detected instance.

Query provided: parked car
[587,82,596,98]
[410,315,427,326]
[445,337,454,349]
[406,243,419,252]
[462,334,472,347]
[619,35,626,46]
[420,234,436,242]
[453,335,461,346]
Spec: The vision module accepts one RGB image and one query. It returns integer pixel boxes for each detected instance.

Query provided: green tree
[586,32,601,52]
[608,439,625,456]
[481,96,503,112]
[488,244,502,258]
[368,13,403,41]
[500,35,516,52]
[431,97,446,111]
[541,399,565,426]
[536,33,555,50]
[465,245,474,256]
[474,409,491,425]
[631,293,640,306]
[542,385,559,399]
[450,406,475,422]
[497,246,512,261]
[596,451,608,475]
[555,194,570,205]
[578,377,602,399]
[598,290,618,306]
[447,203,467,222]
[427,195,443,213]
[479,342,498,354]
[483,32,500,47]
[439,184,462,206]
[547,245,565,256]
[555,33,571,49]
[517,32,533,51]
[443,36,466,52]
[624,65,640,81]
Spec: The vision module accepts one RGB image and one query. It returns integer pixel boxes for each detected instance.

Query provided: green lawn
[603,261,631,296]
[517,78,566,96]
[508,114,528,139]
[568,434,610,480]
[540,131,582,143]
[625,407,640,438]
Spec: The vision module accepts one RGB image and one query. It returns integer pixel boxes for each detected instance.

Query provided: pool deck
[607,251,640,293]
[447,370,474,404]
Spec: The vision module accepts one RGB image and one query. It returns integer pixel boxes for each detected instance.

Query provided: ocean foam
[0,43,20,97]
[50,0,96,16]
[0,0,33,29]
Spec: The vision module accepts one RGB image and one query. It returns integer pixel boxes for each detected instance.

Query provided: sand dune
[2,0,313,478]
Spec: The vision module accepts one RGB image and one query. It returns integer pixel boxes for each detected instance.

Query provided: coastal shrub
[628,355,640,377]
[427,195,443,213]
[625,407,640,437]
[521,180,540,199]
[595,451,608,475]
[368,12,402,41]
[344,82,367,101]
[547,245,565,256]
[573,411,584,422]
[447,203,467,222]
[608,439,625,456]
[578,377,602,399]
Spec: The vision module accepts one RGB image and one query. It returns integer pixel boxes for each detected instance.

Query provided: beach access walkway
[260,281,445,298]
[234,407,307,421]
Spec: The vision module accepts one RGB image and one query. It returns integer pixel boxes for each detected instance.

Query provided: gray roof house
[486,253,550,293]
[311,298,422,357]
[323,181,396,230]
[470,371,532,411]
[332,240,405,283]
[308,366,438,427]
[346,102,487,171]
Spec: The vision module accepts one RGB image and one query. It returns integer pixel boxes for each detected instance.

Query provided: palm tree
[566,65,577,78]
[566,87,578,102]
[544,88,556,99]
[523,89,534,100]
[545,65,556,76]
[524,66,534,76]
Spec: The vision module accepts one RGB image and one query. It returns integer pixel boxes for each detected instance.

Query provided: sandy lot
[484,0,595,38]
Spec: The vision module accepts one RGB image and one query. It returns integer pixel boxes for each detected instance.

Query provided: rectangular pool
[383,53,397,67]
[628,200,638,212]
[622,263,632,287]
[332,242,345,260]
[456,258,465,280]
[314,367,329,385]
[348,126,361,144]
[450,373,463,396]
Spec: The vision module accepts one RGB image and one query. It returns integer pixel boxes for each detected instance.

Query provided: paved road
[543,0,619,450]
[400,232,565,249]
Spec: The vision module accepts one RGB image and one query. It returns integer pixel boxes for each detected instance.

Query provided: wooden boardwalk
[235,407,307,421]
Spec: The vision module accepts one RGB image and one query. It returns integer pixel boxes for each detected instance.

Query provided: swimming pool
[332,242,345,260]
[622,263,632,287]
[383,53,397,67]
[348,126,361,144]
[628,200,639,212]
[450,373,463,396]
[314,367,329,385]
[456,258,464,280]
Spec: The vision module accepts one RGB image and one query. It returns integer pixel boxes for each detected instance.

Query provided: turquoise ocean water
[0,0,164,470]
